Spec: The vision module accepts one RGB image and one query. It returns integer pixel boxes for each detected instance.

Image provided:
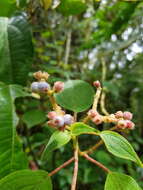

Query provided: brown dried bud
[33,71,49,81]
[93,80,101,88]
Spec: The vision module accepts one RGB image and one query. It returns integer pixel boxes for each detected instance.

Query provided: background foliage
[0,0,143,189]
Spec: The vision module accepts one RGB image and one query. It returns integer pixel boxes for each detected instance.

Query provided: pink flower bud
[125,120,135,130]
[93,80,101,88]
[53,81,64,92]
[88,109,98,118]
[92,115,102,125]
[47,111,57,119]
[47,120,56,127]
[117,120,126,129]
[123,111,133,120]
[115,111,124,119]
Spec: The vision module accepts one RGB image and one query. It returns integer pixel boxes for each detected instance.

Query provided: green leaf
[0,0,17,17]
[105,172,141,190]
[0,170,52,190]
[42,130,71,160]
[0,84,29,178]
[0,15,33,85]
[55,80,94,112]
[71,122,99,136]
[100,131,142,166]
[57,0,87,16]
[22,110,47,128]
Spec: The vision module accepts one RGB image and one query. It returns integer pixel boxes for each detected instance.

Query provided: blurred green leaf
[57,0,87,16]
[55,80,94,112]
[100,131,142,166]
[22,109,47,128]
[0,170,52,190]
[0,0,16,17]
[105,172,141,190]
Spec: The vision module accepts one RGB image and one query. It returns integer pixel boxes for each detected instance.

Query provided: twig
[83,126,117,154]
[84,140,103,154]
[64,16,72,65]
[71,141,79,190]
[48,157,74,177]
[100,58,109,116]
[83,153,110,173]
[92,87,102,110]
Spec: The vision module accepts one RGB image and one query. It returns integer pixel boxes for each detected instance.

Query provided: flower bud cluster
[47,111,74,129]
[88,109,103,125]
[115,111,134,130]
[31,71,64,94]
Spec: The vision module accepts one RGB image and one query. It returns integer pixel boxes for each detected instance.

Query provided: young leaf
[42,130,71,160]
[71,122,99,136]
[0,85,29,179]
[22,110,47,128]
[100,131,142,166]
[105,172,141,190]
[0,15,33,85]
[55,80,94,112]
[0,170,52,190]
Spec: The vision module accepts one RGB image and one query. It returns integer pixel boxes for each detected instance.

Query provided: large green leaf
[0,0,17,17]
[42,130,71,160]
[105,172,141,190]
[71,122,99,136]
[0,170,52,190]
[0,14,33,85]
[55,80,94,112]
[57,0,87,16]
[0,84,29,178]
[22,109,47,128]
[100,131,142,166]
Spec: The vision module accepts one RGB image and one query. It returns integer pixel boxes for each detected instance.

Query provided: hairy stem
[92,87,102,110]
[48,157,74,177]
[83,153,110,173]
[71,139,79,190]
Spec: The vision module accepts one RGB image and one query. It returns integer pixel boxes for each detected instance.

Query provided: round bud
[123,111,133,120]
[53,81,64,93]
[115,111,124,119]
[38,81,50,92]
[53,116,65,127]
[88,109,98,118]
[31,82,39,92]
[125,120,135,130]
[93,80,101,88]
[117,120,126,129]
[63,114,74,125]
[92,115,103,125]
[47,111,57,119]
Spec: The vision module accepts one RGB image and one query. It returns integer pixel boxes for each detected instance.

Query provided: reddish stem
[83,153,110,173]
[48,157,74,177]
